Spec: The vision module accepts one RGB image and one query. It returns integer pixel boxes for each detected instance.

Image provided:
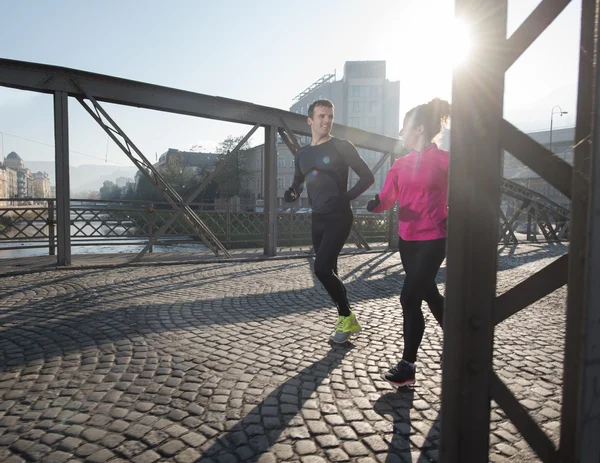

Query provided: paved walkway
[0,243,568,462]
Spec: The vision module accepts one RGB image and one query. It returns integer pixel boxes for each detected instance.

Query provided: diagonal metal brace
[72,78,231,258]
[133,124,259,261]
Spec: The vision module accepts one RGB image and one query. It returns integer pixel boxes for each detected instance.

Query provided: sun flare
[448,18,472,66]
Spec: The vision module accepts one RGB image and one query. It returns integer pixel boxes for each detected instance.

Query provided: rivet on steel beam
[468,361,479,374]
[469,316,481,329]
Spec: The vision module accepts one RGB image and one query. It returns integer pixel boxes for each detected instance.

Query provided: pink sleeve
[371,166,400,212]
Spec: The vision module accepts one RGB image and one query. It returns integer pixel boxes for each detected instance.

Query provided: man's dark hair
[308,99,334,119]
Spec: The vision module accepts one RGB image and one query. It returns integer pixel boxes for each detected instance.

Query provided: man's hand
[366,194,380,212]
[284,188,297,203]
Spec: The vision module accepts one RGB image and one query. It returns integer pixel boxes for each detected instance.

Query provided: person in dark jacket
[285,99,374,343]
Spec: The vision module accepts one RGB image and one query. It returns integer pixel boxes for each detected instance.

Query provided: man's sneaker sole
[382,374,416,388]
[329,327,361,344]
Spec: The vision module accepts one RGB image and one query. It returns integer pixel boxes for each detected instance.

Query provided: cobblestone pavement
[0,243,568,462]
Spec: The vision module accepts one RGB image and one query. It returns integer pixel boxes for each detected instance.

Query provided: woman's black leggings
[311,210,354,316]
[398,236,446,363]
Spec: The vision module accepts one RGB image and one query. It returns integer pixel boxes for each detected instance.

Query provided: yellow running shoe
[330,312,361,343]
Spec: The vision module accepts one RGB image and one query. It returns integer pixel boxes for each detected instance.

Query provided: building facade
[32,171,52,199]
[2,152,40,204]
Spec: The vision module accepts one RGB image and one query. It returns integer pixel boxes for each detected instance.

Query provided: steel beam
[0,58,404,157]
[560,0,600,459]
[440,0,507,460]
[498,207,518,244]
[493,254,568,325]
[579,51,600,460]
[502,121,574,199]
[504,0,571,71]
[264,126,278,257]
[53,91,71,266]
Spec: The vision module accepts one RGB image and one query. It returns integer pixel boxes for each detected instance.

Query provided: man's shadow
[195,342,355,462]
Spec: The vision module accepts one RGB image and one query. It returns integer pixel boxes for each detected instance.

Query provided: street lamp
[550,105,568,153]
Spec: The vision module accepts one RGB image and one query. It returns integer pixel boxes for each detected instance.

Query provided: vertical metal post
[579,54,600,459]
[226,198,232,249]
[440,0,507,461]
[53,91,71,265]
[263,125,277,256]
[289,211,293,247]
[147,203,154,253]
[560,0,600,460]
[48,199,55,256]
[527,210,534,241]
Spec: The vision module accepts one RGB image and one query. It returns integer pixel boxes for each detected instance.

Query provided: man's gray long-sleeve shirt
[290,138,375,215]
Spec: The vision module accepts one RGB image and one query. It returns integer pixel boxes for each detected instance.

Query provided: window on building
[291,157,295,168]
[352,86,361,97]
[348,117,360,128]
[277,156,285,168]
[277,177,285,189]
[353,102,360,113]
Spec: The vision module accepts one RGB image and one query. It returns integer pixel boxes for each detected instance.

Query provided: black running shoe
[383,360,416,388]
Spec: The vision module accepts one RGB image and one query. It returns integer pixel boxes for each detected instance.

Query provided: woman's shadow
[374,388,441,462]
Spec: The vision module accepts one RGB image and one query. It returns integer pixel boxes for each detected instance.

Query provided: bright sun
[447,19,472,66]
[381,13,473,105]
[384,16,472,76]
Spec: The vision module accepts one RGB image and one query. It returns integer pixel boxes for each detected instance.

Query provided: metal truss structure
[441,0,599,461]
[1,2,599,458]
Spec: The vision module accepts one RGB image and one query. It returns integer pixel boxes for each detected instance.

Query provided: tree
[161,155,196,193]
[127,153,196,203]
[99,181,122,200]
[212,135,251,198]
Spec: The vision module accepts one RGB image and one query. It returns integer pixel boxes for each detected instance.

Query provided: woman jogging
[367,97,450,387]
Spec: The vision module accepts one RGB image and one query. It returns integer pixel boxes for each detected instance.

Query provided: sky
[0,0,582,167]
